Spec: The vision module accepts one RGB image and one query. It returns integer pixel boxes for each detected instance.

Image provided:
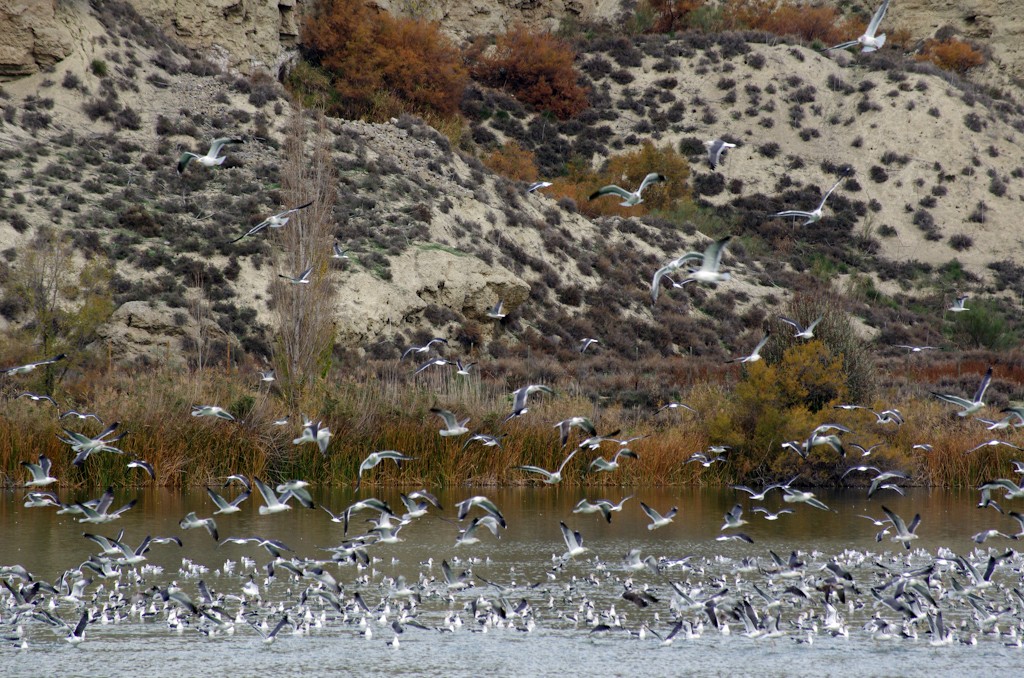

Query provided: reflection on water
[2,486,1023,675]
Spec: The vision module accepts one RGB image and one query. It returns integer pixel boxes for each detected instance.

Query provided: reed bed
[0,362,1021,490]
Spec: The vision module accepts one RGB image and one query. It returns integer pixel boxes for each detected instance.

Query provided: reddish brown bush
[298,0,467,120]
[916,37,985,74]
[722,0,863,45]
[469,25,589,120]
[483,142,538,182]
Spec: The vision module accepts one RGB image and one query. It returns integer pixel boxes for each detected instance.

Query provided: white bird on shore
[826,0,891,53]
[771,178,843,225]
[589,172,666,207]
[705,139,736,170]
[226,201,313,243]
[933,365,992,417]
[726,333,770,364]
[177,137,244,173]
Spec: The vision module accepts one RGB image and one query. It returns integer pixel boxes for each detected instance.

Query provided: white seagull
[780,315,823,340]
[589,172,666,207]
[514,448,578,484]
[705,139,736,170]
[356,450,415,491]
[559,521,589,558]
[279,265,313,284]
[504,384,555,422]
[640,502,678,530]
[826,0,891,53]
[226,201,313,243]
[881,505,921,550]
[430,408,470,437]
[177,137,244,174]
[771,178,843,225]
[932,365,992,417]
[191,404,235,421]
[948,295,970,313]
[21,454,57,487]
[487,299,507,319]
[1,353,66,376]
[650,235,733,303]
[726,333,770,364]
[292,418,332,455]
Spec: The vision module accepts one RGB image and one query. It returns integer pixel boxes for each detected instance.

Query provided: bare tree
[271,109,337,405]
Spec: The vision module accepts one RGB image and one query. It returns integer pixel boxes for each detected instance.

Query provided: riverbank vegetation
[1,345,1022,490]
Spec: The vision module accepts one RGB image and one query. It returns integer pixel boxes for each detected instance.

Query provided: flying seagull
[487,300,507,320]
[640,502,678,530]
[650,235,732,303]
[226,201,314,243]
[177,137,244,174]
[932,365,992,417]
[881,504,921,550]
[2,353,66,377]
[771,178,843,225]
[527,181,552,193]
[726,333,770,364]
[191,405,235,421]
[356,450,415,491]
[279,265,313,284]
[21,454,57,487]
[705,139,736,170]
[948,295,970,313]
[826,0,891,53]
[401,338,448,359]
[779,315,823,340]
[430,408,470,437]
[504,384,555,422]
[331,242,350,260]
[589,172,666,207]
[514,448,578,485]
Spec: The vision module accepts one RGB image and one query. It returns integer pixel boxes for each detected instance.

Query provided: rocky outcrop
[0,0,73,80]
[334,247,530,347]
[125,0,305,70]
[95,300,226,367]
[373,0,620,40]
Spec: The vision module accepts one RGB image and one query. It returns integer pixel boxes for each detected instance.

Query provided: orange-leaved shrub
[297,0,467,120]
[916,37,985,74]
[482,142,538,182]
[550,141,690,218]
[721,0,864,46]
[468,25,589,120]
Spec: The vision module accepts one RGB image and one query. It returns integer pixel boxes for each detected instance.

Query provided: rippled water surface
[2,486,1023,676]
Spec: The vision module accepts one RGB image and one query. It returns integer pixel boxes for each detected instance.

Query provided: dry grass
[1,358,1020,490]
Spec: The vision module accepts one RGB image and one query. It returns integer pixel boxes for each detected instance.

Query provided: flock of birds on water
[7,0,1024,661]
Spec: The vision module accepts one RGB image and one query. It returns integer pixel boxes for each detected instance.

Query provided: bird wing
[750,334,770,357]
[772,209,814,218]
[557,448,580,473]
[640,502,662,522]
[209,137,243,157]
[973,366,994,403]
[431,408,458,429]
[637,172,667,194]
[817,177,844,211]
[177,152,198,173]
[932,393,973,409]
[704,235,732,271]
[826,39,860,51]
[588,184,633,201]
[867,0,890,35]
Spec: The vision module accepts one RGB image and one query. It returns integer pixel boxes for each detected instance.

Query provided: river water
[2,486,1023,676]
